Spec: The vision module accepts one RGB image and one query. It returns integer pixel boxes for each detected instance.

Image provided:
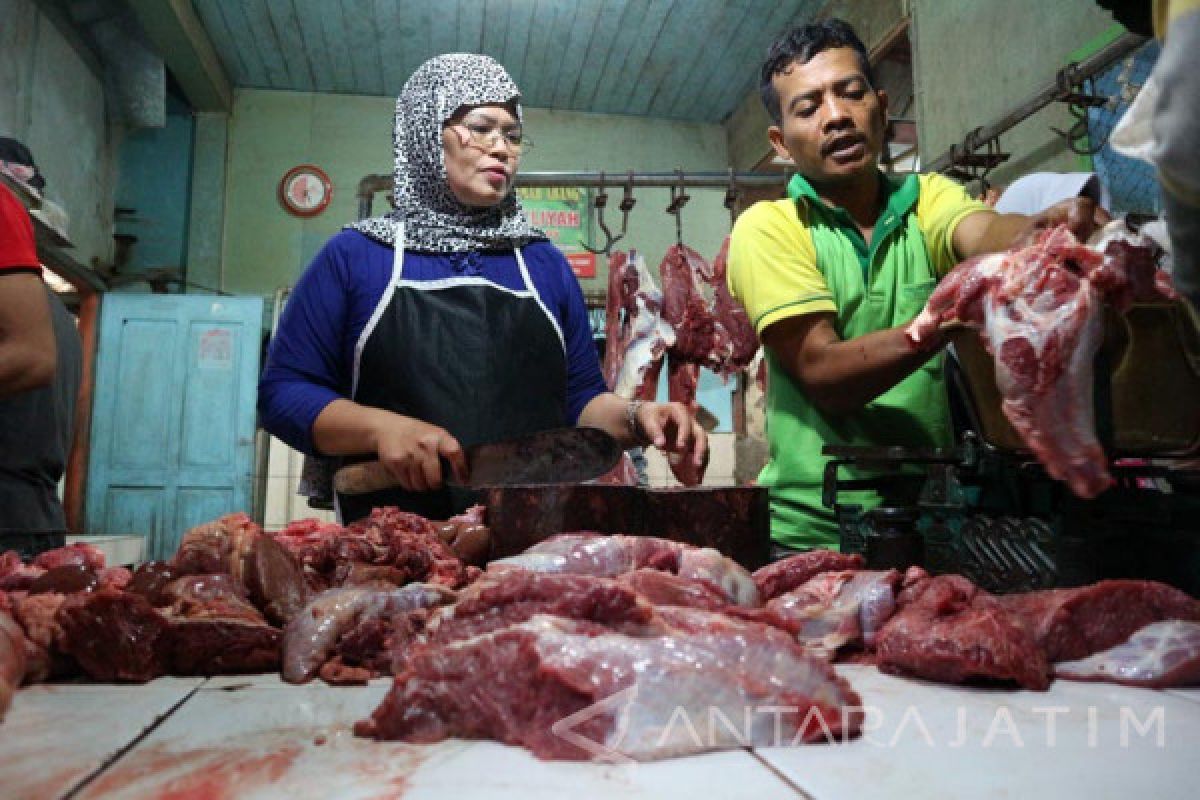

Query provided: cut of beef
[603,250,674,401]
[710,236,759,376]
[908,225,1174,497]
[282,584,457,683]
[32,543,106,572]
[996,580,1200,662]
[739,569,903,657]
[13,592,72,681]
[57,589,170,682]
[876,574,1050,690]
[0,610,27,721]
[1054,619,1200,688]
[660,245,724,368]
[160,574,265,625]
[127,561,181,606]
[360,613,862,760]
[166,618,281,676]
[241,533,310,625]
[675,547,760,606]
[173,513,261,577]
[391,571,654,673]
[752,550,866,601]
[490,534,758,606]
[615,569,729,610]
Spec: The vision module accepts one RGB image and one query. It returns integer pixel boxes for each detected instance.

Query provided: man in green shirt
[727,19,1106,554]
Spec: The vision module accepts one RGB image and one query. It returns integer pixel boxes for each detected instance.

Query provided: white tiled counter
[2,669,1196,800]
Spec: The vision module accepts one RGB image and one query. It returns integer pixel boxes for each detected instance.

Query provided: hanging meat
[602,250,674,402]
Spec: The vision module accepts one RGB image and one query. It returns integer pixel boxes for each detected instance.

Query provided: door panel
[111,318,177,469]
[102,486,164,554]
[88,294,263,560]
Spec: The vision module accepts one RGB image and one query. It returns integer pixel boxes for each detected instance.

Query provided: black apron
[336,223,567,523]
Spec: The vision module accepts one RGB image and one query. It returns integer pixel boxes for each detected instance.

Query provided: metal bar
[926,32,1147,174]
[356,170,791,218]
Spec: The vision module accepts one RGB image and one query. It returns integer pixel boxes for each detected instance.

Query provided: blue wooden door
[87,294,263,559]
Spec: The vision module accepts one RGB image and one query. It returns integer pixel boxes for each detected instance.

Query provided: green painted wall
[912,0,1120,185]
[0,0,117,268]
[219,88,732,297]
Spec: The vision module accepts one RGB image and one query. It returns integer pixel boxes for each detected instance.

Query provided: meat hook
[667,168,690,246]
[724,167,740,228]
[581,171,622,255]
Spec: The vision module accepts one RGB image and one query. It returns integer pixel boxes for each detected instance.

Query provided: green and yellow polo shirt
[727,171,987,550]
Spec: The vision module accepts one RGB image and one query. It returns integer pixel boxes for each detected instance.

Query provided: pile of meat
[3,511,1198,763]
[0,508,476,721]
[907,223,1176,497]
[602,240,759,485]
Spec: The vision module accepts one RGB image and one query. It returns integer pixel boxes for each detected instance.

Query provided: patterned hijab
[348,53,544,252]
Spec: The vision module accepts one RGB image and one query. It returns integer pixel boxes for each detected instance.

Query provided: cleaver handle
[333,458,462,495]
[333,461,396,495]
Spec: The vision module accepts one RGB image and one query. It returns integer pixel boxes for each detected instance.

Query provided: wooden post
[64,290,100,533]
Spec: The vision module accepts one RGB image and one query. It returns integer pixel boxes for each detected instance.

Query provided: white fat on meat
[1055,619,1200,688]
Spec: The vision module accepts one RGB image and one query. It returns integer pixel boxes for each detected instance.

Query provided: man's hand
[372,415,467,492]
[1025,196,1112,246]
[635,400,709,483]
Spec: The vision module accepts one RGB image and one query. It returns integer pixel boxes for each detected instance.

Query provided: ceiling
[187,0,822,123]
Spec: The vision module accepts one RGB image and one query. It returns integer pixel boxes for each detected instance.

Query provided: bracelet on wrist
[625,400,649,445]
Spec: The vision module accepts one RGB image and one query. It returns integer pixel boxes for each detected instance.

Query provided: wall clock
[278,164,332,217]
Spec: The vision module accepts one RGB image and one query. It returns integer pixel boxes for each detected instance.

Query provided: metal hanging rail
[356,170,790,219]
[926,32,1148,175]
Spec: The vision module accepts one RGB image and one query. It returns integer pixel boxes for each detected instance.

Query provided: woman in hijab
[259,54,707,523]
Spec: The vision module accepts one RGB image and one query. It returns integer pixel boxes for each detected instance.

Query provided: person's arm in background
[257,236,467,493]
[0,185,54,397]
[1151,1,1200,307]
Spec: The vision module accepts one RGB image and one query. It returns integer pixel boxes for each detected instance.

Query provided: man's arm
[0,271,55,397]
[762,311,943,416]
[951,197,1105,260]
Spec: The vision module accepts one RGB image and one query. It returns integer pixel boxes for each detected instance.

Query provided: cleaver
[332,426,623,495]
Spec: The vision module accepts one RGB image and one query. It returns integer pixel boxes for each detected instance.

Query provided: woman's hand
[372,415,468,492]
[635,401,709,485]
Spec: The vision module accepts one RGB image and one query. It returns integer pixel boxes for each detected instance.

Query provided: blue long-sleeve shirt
[258,230,608,455]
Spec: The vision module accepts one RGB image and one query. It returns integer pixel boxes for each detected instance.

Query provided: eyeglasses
[448,116,531,154]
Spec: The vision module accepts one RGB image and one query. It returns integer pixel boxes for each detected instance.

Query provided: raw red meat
[752,550,866,601]
[739,569,903,657]
[711,236,759,376]
[615,569,729,610]
[32,543,106,572]
[282,584,456,683]
[997,579,1200,662]
[490,533,759,606]
[360,613,862,760]
[876,574,1051,690]
[57,589,171,682]
[0,610,27,721]
[660,245,725,368]
[603,250,674,400]
[908,225,1174,497]
[390,571,653,674]
[1055,619,1200,688]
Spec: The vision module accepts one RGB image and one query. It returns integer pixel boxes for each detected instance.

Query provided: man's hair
[759,19,875,124]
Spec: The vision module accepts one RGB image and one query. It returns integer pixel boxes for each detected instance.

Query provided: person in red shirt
[0,182,55,396]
